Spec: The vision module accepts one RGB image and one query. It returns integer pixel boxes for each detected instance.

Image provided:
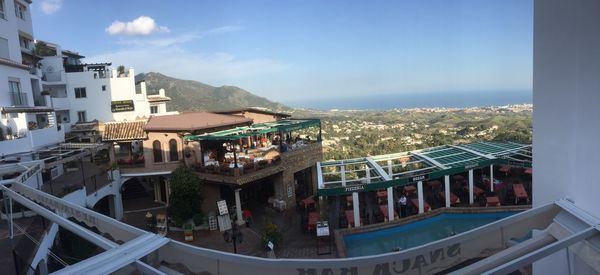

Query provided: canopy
[318,141,532,196]
[184,119,320,141]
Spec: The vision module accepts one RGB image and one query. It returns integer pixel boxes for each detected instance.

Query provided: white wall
[533,0,600,273]
[0,0,33,64]
[533,0,600,212]
[63,67,150,123]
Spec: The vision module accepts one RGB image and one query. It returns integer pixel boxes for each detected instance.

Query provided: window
[74,87,86,98]
[150,106,158,114]
[153,140,163,163]
[77,111,86,123]
[0,37,8,59]
[102,85,106,91]
[0,0,5,19]
[14,2,25,20]
[8,80,20,93]
[8,80,25,105]
[169,139,178,161]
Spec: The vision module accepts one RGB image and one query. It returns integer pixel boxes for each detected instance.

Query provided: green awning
[184,119,321,141]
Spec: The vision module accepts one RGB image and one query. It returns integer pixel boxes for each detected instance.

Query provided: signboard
[217,215,232,232]
[316,221,330,237]
[111,100,134,113]
[217,200,229,215]
[16,163,42,184]
[408,174,428,183]
[287,184,293,198]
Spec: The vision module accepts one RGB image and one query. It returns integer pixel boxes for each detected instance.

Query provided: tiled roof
[70,121,99,132]
[102,120,147,141]
[213,107,291,117]
[147,95,171,103]
[145,112,252,132]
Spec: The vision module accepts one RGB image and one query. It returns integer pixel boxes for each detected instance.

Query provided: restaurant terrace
[183,119,322,176]
[317,141,532,228]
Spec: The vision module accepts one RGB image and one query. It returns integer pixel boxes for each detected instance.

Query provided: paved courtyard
[121,196,337,259]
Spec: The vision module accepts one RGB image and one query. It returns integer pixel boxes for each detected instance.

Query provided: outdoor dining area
[318,141,533,230]
[185,119,322,177]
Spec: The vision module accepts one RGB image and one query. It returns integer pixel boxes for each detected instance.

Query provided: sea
[285,91,532,110]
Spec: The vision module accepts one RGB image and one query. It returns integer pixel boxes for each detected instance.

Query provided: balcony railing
[9,92,28,106]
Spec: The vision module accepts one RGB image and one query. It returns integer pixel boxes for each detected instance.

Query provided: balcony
[9,92,29,106]
[194,142,323,185]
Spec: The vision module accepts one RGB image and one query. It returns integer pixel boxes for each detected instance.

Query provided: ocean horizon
[285,91,532,110]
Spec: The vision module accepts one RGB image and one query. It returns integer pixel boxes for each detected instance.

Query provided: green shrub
[262,221,282,246]
[192,213,204,226]
[168,166,204,223]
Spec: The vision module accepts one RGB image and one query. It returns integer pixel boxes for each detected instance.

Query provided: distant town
[301,104,532,160]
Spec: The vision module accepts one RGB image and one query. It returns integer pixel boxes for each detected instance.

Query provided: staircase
[47,113,56,128]
[121,180,148,200]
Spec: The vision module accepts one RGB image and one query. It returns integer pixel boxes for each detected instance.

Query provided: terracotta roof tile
[145,112,252,132]
[102,120,147,141]
[146,95,171,103]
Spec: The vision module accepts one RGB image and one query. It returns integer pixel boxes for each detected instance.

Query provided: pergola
[317,141,532,227]
[184,119,322,141]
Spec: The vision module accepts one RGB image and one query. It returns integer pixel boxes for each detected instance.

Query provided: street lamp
[223,222,243,253]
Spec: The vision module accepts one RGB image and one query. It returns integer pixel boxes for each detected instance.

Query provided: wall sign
[217,200,229,215]
[111,100,135,113]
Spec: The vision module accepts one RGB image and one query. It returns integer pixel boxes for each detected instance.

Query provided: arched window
[169,139,179,161]
[153,140,163,163]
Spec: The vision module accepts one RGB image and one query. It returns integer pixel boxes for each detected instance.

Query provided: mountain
[138,72,291,112]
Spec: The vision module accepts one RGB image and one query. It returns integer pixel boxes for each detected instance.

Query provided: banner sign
[16,163,42,184]
[111,100,135,113]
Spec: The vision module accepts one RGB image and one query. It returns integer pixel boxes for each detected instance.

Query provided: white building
[36,41,171,133]
[0,0,64,156]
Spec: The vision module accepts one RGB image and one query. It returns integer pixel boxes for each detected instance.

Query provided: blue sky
[31,0,533,104]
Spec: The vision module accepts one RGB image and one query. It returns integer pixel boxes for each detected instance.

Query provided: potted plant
[117,65,126,77]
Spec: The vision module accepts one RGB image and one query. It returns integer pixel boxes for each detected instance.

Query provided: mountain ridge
[138,72,291,113]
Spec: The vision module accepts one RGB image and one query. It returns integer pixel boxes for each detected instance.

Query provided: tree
[168,166,203,225]
[117,65,126,76]
[34,41,57,56]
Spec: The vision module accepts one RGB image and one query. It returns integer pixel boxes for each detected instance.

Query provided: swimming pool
[344,212,518,257]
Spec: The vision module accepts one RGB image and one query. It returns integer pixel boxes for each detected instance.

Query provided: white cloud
[206,25,245,35]
[88,30,287,87]
[40,0,63,15]
[105,16,170,36]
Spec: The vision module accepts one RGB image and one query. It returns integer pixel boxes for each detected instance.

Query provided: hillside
[138,72,290,112]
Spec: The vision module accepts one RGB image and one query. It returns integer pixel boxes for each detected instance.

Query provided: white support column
[387,160,393,176]
[444,175,451,208]
[234,189,245,225]
[352,192,360,227]
[490,165,494,192]
[114,192,124,220]
[153,180,159,203]
[365,165,371,183]
[417,181,424,214]
[387,187,394,221]
[9,196,14,239]
[340,165,346,187]
[469,169,474,205]
[164,181,169,205]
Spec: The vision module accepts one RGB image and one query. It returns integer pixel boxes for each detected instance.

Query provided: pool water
[344,212,518,257]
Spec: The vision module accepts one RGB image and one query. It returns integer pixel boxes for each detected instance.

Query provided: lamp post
[223,222,243,253]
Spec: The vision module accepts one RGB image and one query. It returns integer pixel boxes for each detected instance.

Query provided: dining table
[486,196,501,207]
[439,191,460,205]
